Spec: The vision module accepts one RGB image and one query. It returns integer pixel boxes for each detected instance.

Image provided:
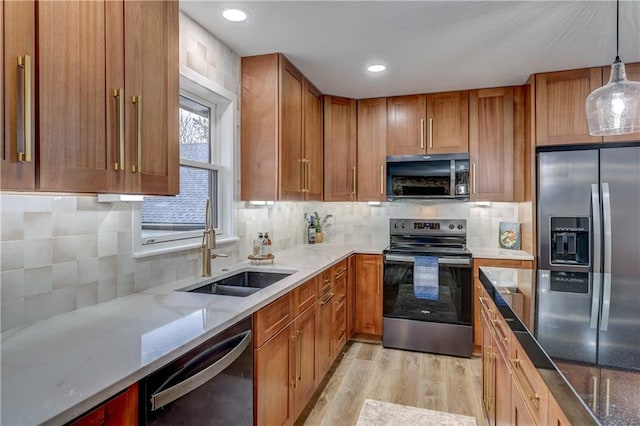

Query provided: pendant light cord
[615,0,620,63]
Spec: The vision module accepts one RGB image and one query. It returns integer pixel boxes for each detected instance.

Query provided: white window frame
[132,67,237,257]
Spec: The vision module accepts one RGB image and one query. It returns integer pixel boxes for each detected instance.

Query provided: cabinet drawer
[319,269,332,295]
[509,337,549,425]
[254,293,294,348]
[294,276,318,316]
[333,260,347,280]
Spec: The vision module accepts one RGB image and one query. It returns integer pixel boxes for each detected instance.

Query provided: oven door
[383,253,472,326]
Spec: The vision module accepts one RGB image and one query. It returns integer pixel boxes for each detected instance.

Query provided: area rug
[355,399,477,426]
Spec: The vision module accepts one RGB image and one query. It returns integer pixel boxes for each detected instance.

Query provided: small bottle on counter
[263,232,272,256]
[308,216,316,244]
[254,233,264,256]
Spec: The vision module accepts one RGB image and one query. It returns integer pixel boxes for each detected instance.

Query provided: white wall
[0,14,524,332]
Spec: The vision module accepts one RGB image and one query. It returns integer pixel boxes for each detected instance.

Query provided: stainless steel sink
[180,269,294,297]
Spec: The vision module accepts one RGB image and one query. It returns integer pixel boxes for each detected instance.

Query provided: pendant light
[586,0,640,136]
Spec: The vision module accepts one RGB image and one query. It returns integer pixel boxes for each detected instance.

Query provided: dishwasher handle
[150,330,252,411]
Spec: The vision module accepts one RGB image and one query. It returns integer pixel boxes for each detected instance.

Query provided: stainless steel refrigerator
[536,146,640,370]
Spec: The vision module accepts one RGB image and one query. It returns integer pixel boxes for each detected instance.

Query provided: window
[133,71,237,256]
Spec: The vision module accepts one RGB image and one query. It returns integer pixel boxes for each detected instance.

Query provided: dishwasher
[139,317,253,425]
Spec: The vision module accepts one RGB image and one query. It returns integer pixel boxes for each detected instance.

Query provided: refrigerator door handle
[601,182,612,274]
[589,274,601,329]
[591,184,602,273]
[600,273,611,331]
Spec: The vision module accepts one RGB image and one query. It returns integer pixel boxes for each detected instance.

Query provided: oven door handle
[150,330,252,411]
[384,254,471,266]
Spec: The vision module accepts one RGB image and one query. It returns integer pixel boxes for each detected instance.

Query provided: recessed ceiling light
[367,64,386,73]
[222,8,248,22]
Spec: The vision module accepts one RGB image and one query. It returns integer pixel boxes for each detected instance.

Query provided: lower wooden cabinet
[511,381,537,426]
[70,383,138,426]
[346,255,356,339]
[355,254,383,336]
[293,304,318,420]
[317,289,334,379]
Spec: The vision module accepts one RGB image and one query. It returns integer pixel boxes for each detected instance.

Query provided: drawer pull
[510,358,540,406]
[112,88,125,170]
[320,293,335,306]
[478,296,492,313]
[17,55,32,163]
[131,95,142,173]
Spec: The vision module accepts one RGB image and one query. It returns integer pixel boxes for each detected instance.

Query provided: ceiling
[180,1,640,99]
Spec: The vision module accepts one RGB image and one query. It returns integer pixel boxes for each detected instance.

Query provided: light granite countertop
[1,243,383,426]
[468,246,534,261]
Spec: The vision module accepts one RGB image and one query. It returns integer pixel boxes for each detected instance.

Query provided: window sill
[132,236,240,259]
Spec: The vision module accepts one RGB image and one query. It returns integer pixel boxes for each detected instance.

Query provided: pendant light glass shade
[586,60,640,136]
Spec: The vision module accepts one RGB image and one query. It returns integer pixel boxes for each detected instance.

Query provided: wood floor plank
[300,342,488,426]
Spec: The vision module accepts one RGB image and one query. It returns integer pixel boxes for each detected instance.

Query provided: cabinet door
[255,323,295,426]
[387,94,426,155]
[37,0,121,193]
[124,0,178,195]
[278,57,304,200]
[426,91,469,154]
[511,384,537,426]
[355,254,383,336]
[317,290,334,378]
[324,95,357,201]
[303,79,323,200]
[71,383,138,426]
[469,87,515,201]
[603,62,640,143]
[536,68,602,146]
[332,263,348,357]
[293,304,318,419]
[357,98,387,201]
[2,0,36,191]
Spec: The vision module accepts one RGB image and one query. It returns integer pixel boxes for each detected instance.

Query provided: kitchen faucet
[202,198,228,277]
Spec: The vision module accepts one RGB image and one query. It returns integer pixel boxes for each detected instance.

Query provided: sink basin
[181,270,293,297]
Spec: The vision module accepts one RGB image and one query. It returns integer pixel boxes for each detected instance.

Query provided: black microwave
[386,153,470,200]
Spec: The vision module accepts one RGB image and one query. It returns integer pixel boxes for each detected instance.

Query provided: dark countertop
[479,267,640,426]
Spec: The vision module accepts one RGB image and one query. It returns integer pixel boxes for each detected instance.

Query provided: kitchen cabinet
[1,0,36,191]
[37,0,178,194]
[473,259,533,354]
[324,95,357,201]
[535,67,602,146]
[355,254,383,336]
[317,282,334,379]
[357,98,387,201]
[556,360,640,423]
[254,277,319,425]
[426,91,469,154]
[387,92,468,156]
[241,53,323,201]
[469,87,525,202]
[70,383,138,426]
[603,62,640,143]
[511,381,537,426]
[332,260,348,358]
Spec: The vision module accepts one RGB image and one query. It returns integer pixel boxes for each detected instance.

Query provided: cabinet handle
[113,89,125,171]
[300,159,306,192]
[592,375,598,413]
[352,166,357,195]
[16,55,32,163]
[320,292,335,306]
[131,95,142,173]
[491,318,509,344]
[377,262,382,296]
[510,358,540,404]
[296,330,302,381]
[428,118,433,149]
[335,267,347,278]
[305,159,311,193]
[472,162,477,194]
[289,334,296,389]
[478,296,492,314]
[420,118,425,149]
[380,165,384,195]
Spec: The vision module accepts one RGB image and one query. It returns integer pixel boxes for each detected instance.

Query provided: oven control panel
[389,218,466,235]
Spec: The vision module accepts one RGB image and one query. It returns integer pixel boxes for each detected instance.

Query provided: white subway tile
[23,239,52,269]
[52,212,76,237]
[1,212,24,241]
[76,282,98,308]
[1,269,25,300]
[51,196,77,212]
[24,292,55,323]
[78,258,99,285]
[23,212,53,240]
[52,236,77,264]
[52,261,78,290]
[98,232,118,257]
[1,240,24,270]
[1,297,25,331]
[24,266,53,297]
[52,287,77,316]
[117,273,135,297]
[99,256,117,280]
[76,235,98,260]
[98,278,117,303]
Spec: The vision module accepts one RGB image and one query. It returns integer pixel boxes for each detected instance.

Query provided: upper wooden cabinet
[241,53,323,201]
[324,95,357,201]
[1,1,36,191]
[535,67,602,146]
[386,94,426,155]
[387,91,468,156]
[426,91,469,154]
[469,87,527,202]
[357,98,387,201]
[603,62,640,143]
[36,0,178,194]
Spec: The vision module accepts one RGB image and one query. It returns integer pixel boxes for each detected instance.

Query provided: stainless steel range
[383,218,473,357]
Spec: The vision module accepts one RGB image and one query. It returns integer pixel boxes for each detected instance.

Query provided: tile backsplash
[1,193,523,331]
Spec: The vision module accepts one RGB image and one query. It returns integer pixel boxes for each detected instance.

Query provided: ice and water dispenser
[549,217,590,266]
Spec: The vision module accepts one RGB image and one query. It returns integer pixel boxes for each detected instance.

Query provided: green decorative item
[304,212,333,243]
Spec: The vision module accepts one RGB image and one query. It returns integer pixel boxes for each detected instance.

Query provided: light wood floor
[298,341,487,426]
